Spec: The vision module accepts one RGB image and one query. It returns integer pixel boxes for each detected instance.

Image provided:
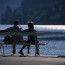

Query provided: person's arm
[20,29,28,33]
[23,29,28,32]
[20,29,25,33]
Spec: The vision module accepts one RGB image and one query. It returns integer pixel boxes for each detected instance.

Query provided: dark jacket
[24,29,37,44]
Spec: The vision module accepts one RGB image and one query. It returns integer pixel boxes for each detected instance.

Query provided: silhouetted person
[0,20,23,54]
[19,21,39,55]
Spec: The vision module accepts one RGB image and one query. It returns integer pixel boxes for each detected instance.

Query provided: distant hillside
[1,0,65,25]
[0,0,22,24]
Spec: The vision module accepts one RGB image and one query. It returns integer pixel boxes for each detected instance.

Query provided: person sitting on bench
[0,20,23,54]
[19,21,39,55]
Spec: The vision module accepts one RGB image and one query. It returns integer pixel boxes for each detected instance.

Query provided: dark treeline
[1,0,65,25]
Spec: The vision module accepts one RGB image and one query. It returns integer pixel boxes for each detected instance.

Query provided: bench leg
[27,45,30,54]
[12,44,16,54]
[35,44,39,56]
[3,45,4,55]
[0,44,5,55]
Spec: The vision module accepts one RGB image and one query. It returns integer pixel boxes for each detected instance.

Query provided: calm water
[0,25,65,55]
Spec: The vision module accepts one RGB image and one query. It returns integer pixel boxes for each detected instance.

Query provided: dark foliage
[1,0,65,25]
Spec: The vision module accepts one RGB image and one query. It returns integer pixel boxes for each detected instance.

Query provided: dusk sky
[0,0,22,23]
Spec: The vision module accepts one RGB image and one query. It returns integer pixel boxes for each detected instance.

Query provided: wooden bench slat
[0,32,44,36]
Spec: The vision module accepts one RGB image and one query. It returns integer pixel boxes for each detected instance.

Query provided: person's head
[14,20,19,26]
[27,21,34,29]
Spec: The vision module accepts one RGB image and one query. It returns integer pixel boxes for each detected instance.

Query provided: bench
[0,32,47,55]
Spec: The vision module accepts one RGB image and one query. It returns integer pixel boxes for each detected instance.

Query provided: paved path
[0,55,65,65]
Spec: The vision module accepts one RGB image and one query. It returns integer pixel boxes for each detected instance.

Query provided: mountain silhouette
[1,0,65,25]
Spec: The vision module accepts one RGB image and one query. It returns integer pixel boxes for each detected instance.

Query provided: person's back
[5,20,23,54]
[5,20,23,43]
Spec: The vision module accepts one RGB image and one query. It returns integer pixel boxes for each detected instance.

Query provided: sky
[0,0,22,23]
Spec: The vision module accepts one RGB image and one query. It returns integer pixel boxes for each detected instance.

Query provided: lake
[0,25,65,55]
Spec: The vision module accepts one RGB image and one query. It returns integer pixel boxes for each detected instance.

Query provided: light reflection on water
[0,25,65,31]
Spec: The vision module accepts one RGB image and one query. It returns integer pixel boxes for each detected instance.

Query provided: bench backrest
[0,32,44,36]
[0,32,44,44]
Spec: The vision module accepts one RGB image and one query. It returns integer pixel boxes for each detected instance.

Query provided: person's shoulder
[6,27,13,30]
[5,26,14,31]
